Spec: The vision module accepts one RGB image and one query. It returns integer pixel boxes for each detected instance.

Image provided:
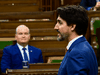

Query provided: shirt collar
[17,43,28,50]
[66,35,83,50]
[96,0,99,2]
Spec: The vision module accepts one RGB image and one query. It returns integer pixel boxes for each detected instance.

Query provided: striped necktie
[22,48,28,61]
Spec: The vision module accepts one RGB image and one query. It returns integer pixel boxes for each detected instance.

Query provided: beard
[57,30,68,41]
[57,34,65,41]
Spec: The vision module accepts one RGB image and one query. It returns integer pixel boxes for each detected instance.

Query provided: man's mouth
[21,39,26,40]
[57,33,61,37]
[56,30,61,37]
[57,30,60,33]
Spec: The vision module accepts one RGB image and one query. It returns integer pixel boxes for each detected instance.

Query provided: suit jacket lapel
[68,36,86,52]
[14,44,23,61]
[28,45,33,63]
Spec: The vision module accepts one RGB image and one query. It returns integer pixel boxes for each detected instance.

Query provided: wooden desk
[6,65,100,75]
[29,63,60,69]
[6,69,58,75]
[98,66,100,75]
[6,63,60,75]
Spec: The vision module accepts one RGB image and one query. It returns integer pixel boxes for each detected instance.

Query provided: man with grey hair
[1,25,43,73]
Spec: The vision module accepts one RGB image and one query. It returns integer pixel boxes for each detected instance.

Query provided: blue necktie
[22,48,28,61]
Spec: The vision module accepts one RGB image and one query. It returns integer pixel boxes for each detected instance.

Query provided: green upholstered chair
[93,20,100,66]
[0,41,13,49]
[93,20,100,34]
[47,56,64,63]
[93,20,100,49]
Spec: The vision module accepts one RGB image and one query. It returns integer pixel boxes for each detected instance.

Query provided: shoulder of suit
[72,41,91,53]
[4,44,13,48]
[4,44,18,49]
[28,45,41,51]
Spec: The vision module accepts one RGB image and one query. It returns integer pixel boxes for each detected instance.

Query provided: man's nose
[54,23,58,30]
[22,34,25,37]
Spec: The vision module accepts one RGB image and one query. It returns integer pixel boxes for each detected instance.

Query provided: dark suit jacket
[80,0,96,10]
[1,44,43,73]
[58,36,98,75]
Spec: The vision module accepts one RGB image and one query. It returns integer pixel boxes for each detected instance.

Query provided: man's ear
[71,24,76,31]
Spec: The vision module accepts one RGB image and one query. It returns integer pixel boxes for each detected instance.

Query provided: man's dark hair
[57,5,88,36]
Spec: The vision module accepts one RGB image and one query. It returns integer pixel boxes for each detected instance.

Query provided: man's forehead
[17,28,29,32]
[17,27,29,33]
[18,27,28,30]
[57,16,64,20]
[57,16,64,22]
[17,25,28,29]
[17,26,29,31]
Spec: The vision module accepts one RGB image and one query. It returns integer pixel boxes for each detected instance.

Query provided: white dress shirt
[66,35,83,50]
[17,43,30,61]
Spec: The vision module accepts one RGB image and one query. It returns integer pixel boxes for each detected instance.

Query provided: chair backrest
[96,27,100,49]
[87,11,100,56]
[93,20,100,34]
[47,56,64,63]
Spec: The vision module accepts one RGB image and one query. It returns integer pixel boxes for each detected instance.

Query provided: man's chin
[57,37,65,41]
[20,42,28,44]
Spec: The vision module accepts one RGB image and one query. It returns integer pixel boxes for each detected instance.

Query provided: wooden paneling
[29,63,60,69]
[0,21,55,29]
[29,40,67,49]
[0,0,39,4]
[62,0,81,6]
[0,5,39,12]
[0,0,61,11]
[0,0,41,12]
[0,28,58,37]
[0,11,56,20]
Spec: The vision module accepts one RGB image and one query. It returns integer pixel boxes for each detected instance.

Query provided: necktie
[22,48,28,61]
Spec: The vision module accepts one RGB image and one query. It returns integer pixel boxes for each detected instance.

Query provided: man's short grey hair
[16,25,30,34]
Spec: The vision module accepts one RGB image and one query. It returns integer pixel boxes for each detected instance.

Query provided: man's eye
[58,20,62,25]
[25,33,28,35]
[59,21,62,25]
[19,33,22,35]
